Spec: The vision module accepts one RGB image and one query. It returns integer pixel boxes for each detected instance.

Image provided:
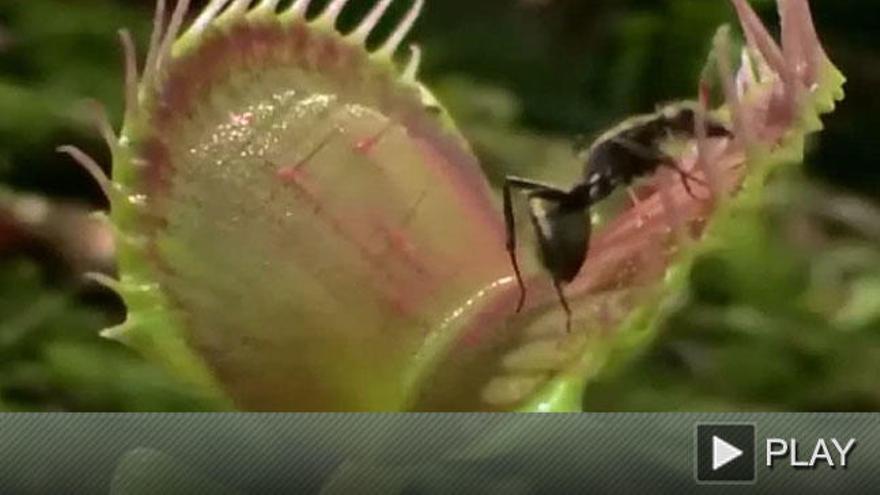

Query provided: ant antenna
[661,161,710,200]
[553,279,573,333]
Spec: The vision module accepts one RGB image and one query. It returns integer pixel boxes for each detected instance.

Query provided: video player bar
[0,414,875,493]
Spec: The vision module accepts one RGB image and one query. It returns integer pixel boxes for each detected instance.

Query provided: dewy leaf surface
[63,0,844,411]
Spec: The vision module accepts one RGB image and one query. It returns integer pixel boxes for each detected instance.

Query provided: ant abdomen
[528,199,591,285]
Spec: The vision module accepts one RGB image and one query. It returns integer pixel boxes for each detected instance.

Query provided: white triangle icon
[712,436,743,471]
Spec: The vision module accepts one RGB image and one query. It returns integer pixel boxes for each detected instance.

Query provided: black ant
[503,101,732,332]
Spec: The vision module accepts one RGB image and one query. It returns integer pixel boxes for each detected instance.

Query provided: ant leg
[670,165,698,199]
[502,179,526,312]
[553,279,573,333]
[503,176,571,313]
[610,136,709,200]
[627,187,648,227]
[642,147,711,200]
[659,160,709,200]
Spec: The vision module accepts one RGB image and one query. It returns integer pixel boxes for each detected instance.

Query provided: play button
[696,423,756,484]
[712,435,743,470]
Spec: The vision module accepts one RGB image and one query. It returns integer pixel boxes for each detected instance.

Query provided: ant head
[658,101,699,133]
[658,101,732,138]
[704,117,734,138]
[528,198,591,284]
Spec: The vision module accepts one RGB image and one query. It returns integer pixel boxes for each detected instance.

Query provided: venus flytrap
[62,0,843,411]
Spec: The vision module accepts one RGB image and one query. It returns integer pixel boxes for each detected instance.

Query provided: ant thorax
[581,103,708,205]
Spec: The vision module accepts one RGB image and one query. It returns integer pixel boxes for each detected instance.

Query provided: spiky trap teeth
[61,0,842,411]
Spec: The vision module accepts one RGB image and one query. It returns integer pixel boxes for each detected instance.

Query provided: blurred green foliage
[0,259,219,411]
[584,180,880,411]
[0,0,877,411]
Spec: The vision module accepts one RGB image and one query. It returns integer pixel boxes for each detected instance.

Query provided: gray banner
[0,414,876,494]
